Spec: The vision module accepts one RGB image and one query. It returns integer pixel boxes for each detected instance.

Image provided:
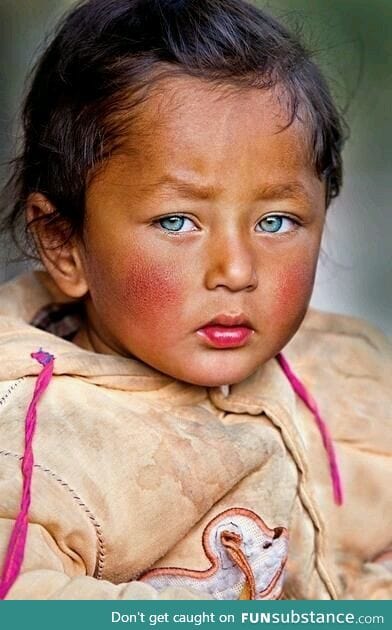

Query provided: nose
[273,527,284,539]
[204,232,258,292]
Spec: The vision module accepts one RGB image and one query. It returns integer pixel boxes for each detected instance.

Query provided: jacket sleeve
[0,449,211,601]
[333,321,392,600]
[338,558,392,600]
[288,309,392,600]
[0,519,211,600]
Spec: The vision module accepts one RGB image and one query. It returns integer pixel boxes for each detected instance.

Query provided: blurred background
[0,0,391,334]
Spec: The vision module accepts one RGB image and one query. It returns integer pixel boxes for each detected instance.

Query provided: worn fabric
[0,271,391,600]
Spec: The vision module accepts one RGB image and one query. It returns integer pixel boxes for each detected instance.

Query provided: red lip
[204,313,252,328]
[197,326,253,348]
[196,314,254,349]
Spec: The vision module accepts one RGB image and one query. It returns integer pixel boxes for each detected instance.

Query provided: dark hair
[1,0,347,256]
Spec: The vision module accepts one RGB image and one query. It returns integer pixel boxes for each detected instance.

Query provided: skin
[45,77,327,387]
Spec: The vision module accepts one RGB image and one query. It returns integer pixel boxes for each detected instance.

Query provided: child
[0,0,391,600]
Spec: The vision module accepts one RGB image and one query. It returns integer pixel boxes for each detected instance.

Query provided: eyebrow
[148,175,312,202]
[148,174,217,200]
[254,182,312,202]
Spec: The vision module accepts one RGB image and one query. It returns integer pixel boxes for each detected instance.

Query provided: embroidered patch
[140,507,288,600]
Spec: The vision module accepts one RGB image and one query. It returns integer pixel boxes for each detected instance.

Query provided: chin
[177,363,259,388]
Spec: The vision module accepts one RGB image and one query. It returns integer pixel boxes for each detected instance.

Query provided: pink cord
[276,352,343,506]
[0,349,55,600]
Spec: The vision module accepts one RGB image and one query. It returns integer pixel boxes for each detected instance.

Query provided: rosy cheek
[271,261,316,316]
[119,257,183,322]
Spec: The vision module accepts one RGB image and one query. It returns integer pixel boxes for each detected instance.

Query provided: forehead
[133,76,310,162]
[93,76,323,205]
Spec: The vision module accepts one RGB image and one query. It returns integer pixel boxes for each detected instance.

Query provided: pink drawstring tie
[276,352,343,506]
[0,349,54,600]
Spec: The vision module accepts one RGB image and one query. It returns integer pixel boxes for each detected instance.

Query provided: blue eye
[256,215,296,234]
[156,214,296,234]
[157,215,196,232]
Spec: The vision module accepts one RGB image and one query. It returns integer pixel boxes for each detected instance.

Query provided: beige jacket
[0,271,391,600]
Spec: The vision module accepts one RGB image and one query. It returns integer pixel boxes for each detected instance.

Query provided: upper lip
[199,313,253,329]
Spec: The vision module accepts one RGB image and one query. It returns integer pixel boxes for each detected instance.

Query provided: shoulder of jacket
[286,308,392,389]
[286,310,392,461]
[297,307,391,355]
[0,271,50,321]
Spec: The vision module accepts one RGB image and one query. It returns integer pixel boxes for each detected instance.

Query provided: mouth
[196,314,254,349]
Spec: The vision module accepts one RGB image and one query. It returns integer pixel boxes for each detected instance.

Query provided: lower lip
[196,325,254,348]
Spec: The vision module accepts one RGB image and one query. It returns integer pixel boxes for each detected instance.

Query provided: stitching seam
[0,378,25,408]
[224,395,338,599]
[0,449,105,579]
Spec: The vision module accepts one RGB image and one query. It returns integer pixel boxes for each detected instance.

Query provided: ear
[26,193,88,299]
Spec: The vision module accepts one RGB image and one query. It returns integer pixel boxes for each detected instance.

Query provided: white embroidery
[141,507,288,600]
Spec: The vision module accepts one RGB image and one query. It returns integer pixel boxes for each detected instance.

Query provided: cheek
[271,260,316,316]
[118,256,184,322]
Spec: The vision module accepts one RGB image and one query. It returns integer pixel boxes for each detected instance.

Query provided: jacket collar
[209,357,295,418]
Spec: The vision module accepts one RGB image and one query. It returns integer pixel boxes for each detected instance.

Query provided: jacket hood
[1,270,388,411]
[0,271,176,390]
[0,270,302,417]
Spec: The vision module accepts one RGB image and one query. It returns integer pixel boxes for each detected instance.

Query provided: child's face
[77,78,326,386]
